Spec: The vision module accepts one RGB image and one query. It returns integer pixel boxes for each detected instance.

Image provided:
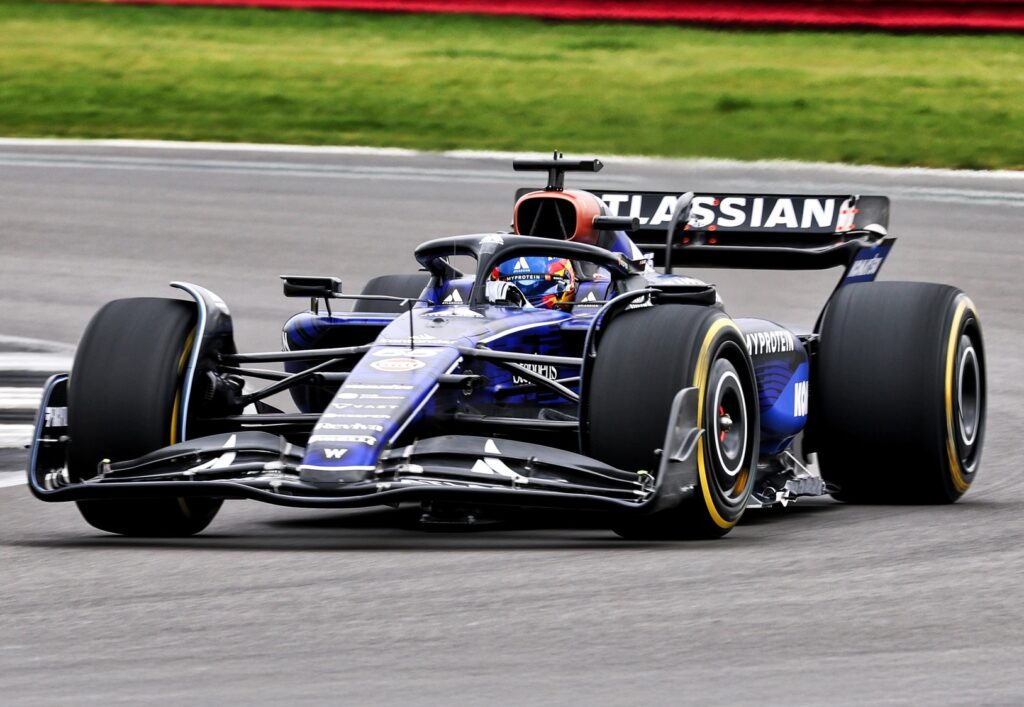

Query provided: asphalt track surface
[1,142,1022,705]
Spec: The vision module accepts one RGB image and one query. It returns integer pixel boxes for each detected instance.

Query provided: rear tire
[811,282,985,503]
[585,305,758,539]
[68,298,222,536]
[352,274,431,314]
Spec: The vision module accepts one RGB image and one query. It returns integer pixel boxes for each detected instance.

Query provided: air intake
[516,197,578,239]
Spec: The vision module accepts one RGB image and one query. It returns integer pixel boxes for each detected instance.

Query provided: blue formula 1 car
[28,155,986,539]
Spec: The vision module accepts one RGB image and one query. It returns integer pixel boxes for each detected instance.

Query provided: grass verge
[1,0,1022,168]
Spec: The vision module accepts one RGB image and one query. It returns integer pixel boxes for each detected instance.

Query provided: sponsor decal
[690,197,847,231]
[441,289,464,304]
[345,384,414,390]
[745,330,795,356]
[794,381,809,417]
[513,257,530,272]
[599,193,855,232]
[334,392,404,400]
[481,234,504,245]
[314,422,385,432]
[848,254,883,278]
[471,457,529,484]
[512,363,558,386]
[44,406,68,427]
[309,434,377,446]
[382,333,457,345]
[372,348,441,358]
[504,272,544,283]
[320,413,394,419]
[370,357,426,372]
[600,194,679,226]
[330,403,399,411]
[324,448,347,460]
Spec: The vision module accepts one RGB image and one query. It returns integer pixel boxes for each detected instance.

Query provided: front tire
[68,298,222,536]
[811,282,985,503]
[585,305,759,539]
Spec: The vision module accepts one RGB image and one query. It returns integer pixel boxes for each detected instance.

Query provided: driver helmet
[493,256,578,309]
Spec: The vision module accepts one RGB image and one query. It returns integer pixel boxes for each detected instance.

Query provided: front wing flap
[29,375,702,515]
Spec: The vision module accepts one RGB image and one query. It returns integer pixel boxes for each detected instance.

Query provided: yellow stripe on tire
[693,317,745,530]
[944,298,974,494]
[169,328,197,445]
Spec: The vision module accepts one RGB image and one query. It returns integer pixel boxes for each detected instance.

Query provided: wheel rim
[707,359,750,502]
[955,332,983,472]
[957,337,980,447]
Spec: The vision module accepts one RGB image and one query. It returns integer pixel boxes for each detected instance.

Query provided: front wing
[29,375,703,516]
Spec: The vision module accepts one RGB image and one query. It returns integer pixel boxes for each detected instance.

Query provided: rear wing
[514,188,893,276]
[617,190,892,271]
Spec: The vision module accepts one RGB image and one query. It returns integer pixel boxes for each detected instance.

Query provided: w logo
[324,448,347,460]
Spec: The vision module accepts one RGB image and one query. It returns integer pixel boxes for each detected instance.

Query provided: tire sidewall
[692,321,759,531]
[940,296,985,500]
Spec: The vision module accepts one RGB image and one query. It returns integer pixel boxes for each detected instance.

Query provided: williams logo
[793,381,809,417]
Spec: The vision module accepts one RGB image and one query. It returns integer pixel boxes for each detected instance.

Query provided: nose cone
[299,345,462,484]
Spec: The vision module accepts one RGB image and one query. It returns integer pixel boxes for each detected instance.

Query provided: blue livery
[30,154,937,540]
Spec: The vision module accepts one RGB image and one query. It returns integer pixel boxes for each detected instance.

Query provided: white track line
[0,137,1022,181]
[0,388,42,410]
[0,354,72,372]
[0,424,34,447]
[0,342,64,484]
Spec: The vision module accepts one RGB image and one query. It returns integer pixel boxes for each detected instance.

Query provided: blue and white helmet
[492,256,578,309]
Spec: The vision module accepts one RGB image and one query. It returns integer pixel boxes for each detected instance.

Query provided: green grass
[1,0,1023,168]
